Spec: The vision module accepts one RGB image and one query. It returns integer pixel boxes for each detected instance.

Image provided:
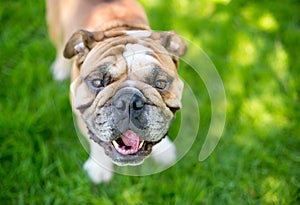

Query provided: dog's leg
[83,141,114,184]
[51,51,72,80]
[46,0,73,81]
[151,137,177,166]
[75,115,114,184]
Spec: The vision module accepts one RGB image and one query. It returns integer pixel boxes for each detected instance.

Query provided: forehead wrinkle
[81,35,135,67]
[123,43,159,73]
[141,38,177,71]
[84,44,125,66]
[81,44,126,77]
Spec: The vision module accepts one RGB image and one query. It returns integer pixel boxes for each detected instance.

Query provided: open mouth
[88,128,163,165]
[111,130,145,155]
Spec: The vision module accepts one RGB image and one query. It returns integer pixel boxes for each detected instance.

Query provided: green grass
[1,0,300,204]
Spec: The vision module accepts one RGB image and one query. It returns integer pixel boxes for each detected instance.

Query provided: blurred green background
[0,0,299,204]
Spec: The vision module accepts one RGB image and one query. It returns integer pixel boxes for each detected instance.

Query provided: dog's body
[46,0,186,183]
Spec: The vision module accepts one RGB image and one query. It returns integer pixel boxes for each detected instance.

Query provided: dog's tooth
[139,141,144,149]
[118,147,125,154]
[112,140,119,148]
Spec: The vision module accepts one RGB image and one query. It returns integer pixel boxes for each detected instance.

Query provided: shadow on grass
[0,0,299,204]
[140,0,300,203]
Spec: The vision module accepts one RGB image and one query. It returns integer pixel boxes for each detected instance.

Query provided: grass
[1,0,300,204]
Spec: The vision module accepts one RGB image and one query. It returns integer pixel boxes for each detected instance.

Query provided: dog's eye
[90,79,104,90]
[155,80,168,90]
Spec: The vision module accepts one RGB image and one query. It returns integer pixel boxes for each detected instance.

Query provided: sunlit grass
[268,42,289,84]
[262,176,291,204]
[258,12,279,32]
[1,0,300,204]
[231,32,257,67]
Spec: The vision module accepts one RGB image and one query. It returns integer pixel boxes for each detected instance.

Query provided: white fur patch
[126,80,137,87]
[170,41,180,51]
[84,141,113,184]
[51,55,72,80]
[151,137,177,165]
[70,77,79,96]
[83,158,113,184]
[123,43,159,71]
[124,30,151,38]
[74,42,85,54]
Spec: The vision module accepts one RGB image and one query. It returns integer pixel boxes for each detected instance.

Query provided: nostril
[115,100,126,111]
[131,93,145,111]
[132,98,144,110]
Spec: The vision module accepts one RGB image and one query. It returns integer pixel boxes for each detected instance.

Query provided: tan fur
[47,0,149,49]
[46,0,186,183]
[47,0,150,80]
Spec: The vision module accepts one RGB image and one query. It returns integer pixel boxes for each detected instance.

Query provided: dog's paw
[151,137,177,166]
[51,57,72,81]
[83,158,113,184]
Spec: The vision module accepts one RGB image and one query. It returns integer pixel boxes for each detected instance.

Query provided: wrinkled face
[68,31,186,165]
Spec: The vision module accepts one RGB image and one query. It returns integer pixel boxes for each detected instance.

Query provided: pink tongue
[121,130,140,149]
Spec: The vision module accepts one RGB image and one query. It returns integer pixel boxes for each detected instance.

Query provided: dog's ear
[151,31,187,68]
[63,30,104,59]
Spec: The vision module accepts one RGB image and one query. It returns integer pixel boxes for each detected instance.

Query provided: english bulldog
[46,0,186,183]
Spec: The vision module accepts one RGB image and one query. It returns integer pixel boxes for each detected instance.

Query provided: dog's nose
[111,87,147,131]
[114,94,145,112]
[131,94,145,111]
[112,88,145,114]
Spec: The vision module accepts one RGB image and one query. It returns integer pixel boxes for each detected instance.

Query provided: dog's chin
[88,129,163,166]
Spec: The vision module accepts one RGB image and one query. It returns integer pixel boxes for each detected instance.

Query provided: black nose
[131,94,145,111]
[111,88,147,131]
[113,91,145,113]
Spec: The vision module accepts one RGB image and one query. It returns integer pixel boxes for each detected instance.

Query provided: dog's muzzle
[86,87,166,166]
[112,87,147,132]
[109,87,150,157]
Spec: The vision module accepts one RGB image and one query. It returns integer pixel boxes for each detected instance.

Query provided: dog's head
[64,30,186,166]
